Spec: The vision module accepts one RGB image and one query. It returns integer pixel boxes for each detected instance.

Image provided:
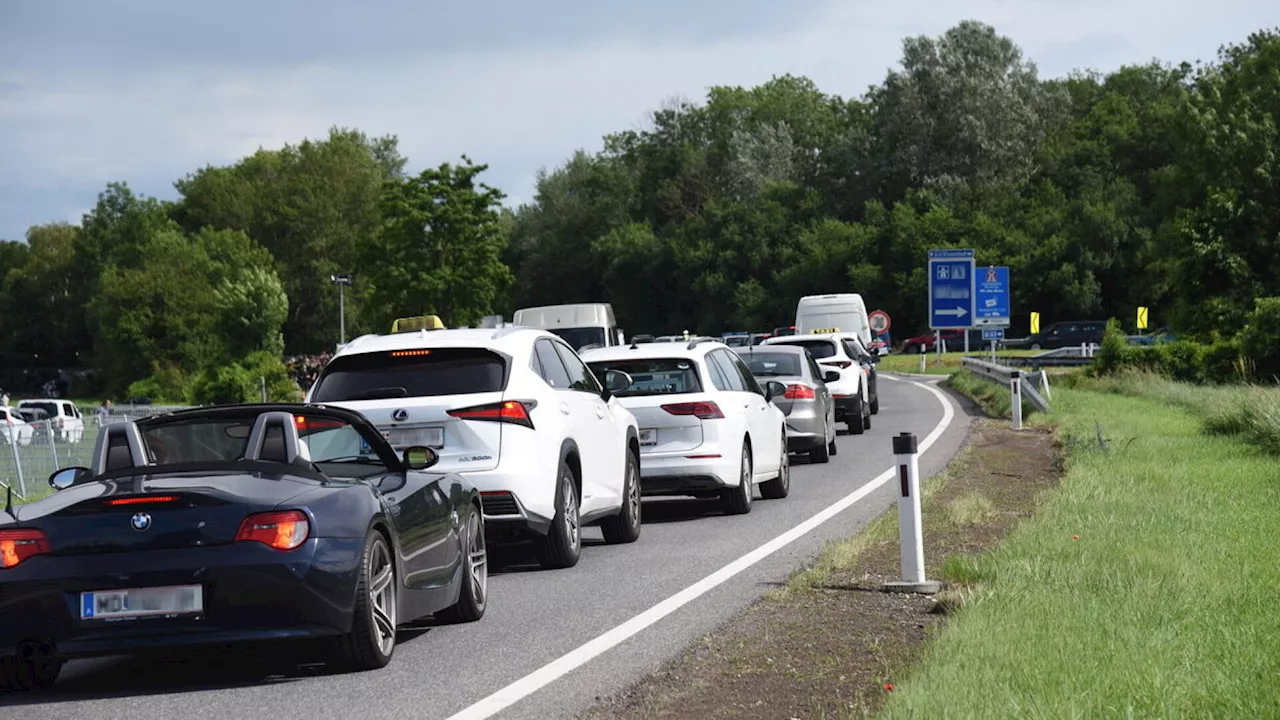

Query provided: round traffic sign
[869,310,892,334]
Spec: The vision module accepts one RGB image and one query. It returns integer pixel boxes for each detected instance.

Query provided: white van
[794,294,871,346]
[512,303,624,351]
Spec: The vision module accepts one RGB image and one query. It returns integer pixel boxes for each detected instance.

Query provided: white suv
[16,399,85,442]
[763,333,871,435]
[306,327,642,569]
[581,337,790,516]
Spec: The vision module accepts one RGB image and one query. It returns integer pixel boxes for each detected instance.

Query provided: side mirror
[603,369,632,394]
[764,381,787,402]
[49,466,90,491]
[823,370,841,383]
[402,446,439,471]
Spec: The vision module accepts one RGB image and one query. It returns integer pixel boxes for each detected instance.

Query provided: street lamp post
[331,273,353,345]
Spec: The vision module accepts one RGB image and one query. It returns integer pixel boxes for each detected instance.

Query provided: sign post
[928,249,975,360]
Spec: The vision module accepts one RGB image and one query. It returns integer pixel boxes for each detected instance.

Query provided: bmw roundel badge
[130,512,152,532]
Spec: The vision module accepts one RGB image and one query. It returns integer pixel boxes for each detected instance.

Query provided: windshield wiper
[340,387,408,401]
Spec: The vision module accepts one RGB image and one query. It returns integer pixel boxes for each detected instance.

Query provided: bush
[1240,297,1280,380]
[1092,318,1129,376]
[125,363,189,403]
[186,352,300,405]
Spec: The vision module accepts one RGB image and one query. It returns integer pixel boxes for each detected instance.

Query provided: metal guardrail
[960,357,1052,413]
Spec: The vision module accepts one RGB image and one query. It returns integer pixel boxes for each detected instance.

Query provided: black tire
[863,397,872,430]
[760,434,790,499]
[533,460,582,569]
[329,531,397,672]
[1030,343,1042,350]
[871,394,879,415]
[828,415,838,456]
[848,396,866,435]
[809,433,831,463]
[601,448,642,544]
[721,441,753,515]
[436,504,487,623]
[0,643,62,691]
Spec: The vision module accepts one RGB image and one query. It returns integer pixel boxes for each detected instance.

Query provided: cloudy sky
[1,0,1275,240]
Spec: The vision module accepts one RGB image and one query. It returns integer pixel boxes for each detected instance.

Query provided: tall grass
[878,383,1280,718]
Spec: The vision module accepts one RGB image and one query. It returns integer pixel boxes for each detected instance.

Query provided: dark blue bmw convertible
[0,403,488,690]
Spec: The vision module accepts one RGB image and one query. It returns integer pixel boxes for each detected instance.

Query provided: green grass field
[879,375,1280,719]
[877,350,1041,376]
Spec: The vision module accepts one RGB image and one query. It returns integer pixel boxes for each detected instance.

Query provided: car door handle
[560,402,571,415]
[595,404,605,419]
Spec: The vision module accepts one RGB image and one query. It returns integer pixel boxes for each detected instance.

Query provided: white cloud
[1,0,1276,236]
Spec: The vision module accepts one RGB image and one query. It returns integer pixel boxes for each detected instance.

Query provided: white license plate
[387,427,444,448]
[639,429,657,446]
[80,584,203,620]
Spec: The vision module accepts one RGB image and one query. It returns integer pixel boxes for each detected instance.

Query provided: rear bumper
[461,465,555,537]
[637,448,738,495]
[783,405,826,451]
[0,537,364,658]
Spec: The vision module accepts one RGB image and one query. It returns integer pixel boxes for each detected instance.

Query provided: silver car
[734,344,839,463]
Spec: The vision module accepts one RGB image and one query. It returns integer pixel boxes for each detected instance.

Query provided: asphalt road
[4,375,971,720]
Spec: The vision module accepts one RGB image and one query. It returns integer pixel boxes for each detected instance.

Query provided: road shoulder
[580,412,1059,719]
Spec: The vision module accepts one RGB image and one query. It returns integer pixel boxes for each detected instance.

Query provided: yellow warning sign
[1030,312,1040,335]
[1137,306,1149,330]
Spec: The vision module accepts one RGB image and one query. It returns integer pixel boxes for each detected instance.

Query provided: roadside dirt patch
[581,416,1060,720]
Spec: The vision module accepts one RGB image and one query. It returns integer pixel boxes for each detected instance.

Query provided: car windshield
[770,339,837,359]
[139,412,390,478]
[587,358,703,396]
[741,352,802,377]
[310,348,508,402]
[548,327,608,351]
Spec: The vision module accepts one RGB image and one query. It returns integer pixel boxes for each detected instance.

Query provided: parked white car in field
[14,399,84,442]
[1,407,34,446]
[306,326,642,569]
[581,337,790,516]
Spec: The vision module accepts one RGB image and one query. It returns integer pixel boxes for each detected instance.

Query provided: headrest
[91,421,152,475]
[243,411,304,465]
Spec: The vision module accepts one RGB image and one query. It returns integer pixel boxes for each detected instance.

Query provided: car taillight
[235,510,310,551]
[783,384,815,399]
[822,360,852,369]
[0,529,51,569]
[295,416,345,434]
[661,401,724,419]
[448,400,536,429]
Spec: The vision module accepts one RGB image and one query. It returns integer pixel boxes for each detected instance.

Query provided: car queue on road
[0,295,885,690]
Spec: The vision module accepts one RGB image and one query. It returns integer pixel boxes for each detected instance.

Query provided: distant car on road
[763,333,873,434]
[1008,321,1106,350]
[733,344,838,463]
[0,403,488,690]
[1128,326,1178,345]
[582,338,790,516]
[899,329,986,355]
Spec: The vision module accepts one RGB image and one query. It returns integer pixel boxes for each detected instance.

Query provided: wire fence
[2,405,194,502]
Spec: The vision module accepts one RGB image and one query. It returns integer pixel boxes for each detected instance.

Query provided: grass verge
[878,350,1040,376]
[879,381,1280,718]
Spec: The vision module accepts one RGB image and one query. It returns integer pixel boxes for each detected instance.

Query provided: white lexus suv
[580,337,789,516]
[306,326,642,569]
[763,333,871,435]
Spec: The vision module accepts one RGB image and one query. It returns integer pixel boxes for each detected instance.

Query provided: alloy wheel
[368,539,396,656]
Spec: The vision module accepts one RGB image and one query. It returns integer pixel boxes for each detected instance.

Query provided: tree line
[2,21,1278,399]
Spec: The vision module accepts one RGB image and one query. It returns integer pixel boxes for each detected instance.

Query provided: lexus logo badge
[392,409,408,422]
[130,512,152,532]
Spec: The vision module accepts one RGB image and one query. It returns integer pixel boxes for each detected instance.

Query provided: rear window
[770,339,837,359]
[310,348,508,402]
[587,358,703,396]
[740,352,802,377]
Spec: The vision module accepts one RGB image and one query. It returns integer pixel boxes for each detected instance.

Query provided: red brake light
[390,349,431,357]
[103,495,179,506]
[448,400,535,429]
[661,401,724,419]
[783,384,815,399]
[235,510,310,550]
[822,360,852,369]
[0,528,51,569]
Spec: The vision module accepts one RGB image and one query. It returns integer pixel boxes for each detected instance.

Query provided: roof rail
[578,343,604,352]
[341,334,380,352]
[686,336,721,351]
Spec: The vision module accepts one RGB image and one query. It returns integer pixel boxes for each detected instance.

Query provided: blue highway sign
[981,328,1005,341]
[975,265,1010,327]
[928,249,975,329]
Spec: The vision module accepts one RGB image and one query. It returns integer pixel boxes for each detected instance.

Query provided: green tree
[364,157,513,328]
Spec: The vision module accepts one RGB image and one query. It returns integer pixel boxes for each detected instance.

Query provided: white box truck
[795,294,872,346]
[512,303,624,351]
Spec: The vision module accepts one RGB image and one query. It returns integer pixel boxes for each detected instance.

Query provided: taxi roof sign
[391,315,445,333]
[809,327,840,334]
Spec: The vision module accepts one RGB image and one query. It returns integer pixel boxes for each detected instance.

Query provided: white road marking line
[445,378,957,720]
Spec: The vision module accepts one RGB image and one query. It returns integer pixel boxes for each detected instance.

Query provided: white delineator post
[883,432,941,594]
[919,343,926,373]
[1010,369,1023,430]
